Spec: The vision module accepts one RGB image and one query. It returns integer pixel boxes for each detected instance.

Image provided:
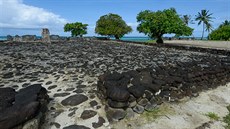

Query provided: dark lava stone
[106,108,126,122]
[128,86,145,99]
[53,93,70,97]
[50,122,61,128]
[77,85,86,88]
[30,78,38,82]
[80,110,97,120]
[89,94,96,99]
[63,125,90,129]
[108,99,129,108]
[74,89,84,93]
[106,86,130,102]
[11,85,19,88]
[89,100,98,107]
[46,81,52,85]
[2,72,14,79]
[48,85,57,90]
[22,83,31,88]
[65,88,75,91]
[92,117,105,128]
[68,110,76,117]
[61,94,88,106]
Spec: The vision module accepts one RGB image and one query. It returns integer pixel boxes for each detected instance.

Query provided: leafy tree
[209,21,230,41]
[64,22,88,37]
[95,13,132,39]
[136,8,193,43]
[195,10,214,40]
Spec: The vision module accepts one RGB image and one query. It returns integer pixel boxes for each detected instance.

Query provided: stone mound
[0,84,49,129]
[97,61,230,121]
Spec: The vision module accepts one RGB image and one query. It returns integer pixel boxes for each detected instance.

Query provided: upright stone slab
[41,28,51,43]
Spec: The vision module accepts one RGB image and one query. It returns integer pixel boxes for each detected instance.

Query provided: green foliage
[64,22,88,37]
[136,8,193,43]
[223,105,230,129]
[205,112,220,121]
[95,13,132,39]
[195,9,214,39]
[209,25,230,41]
[219,20,230,28]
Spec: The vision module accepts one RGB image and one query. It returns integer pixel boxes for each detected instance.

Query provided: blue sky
[0,0,229,37]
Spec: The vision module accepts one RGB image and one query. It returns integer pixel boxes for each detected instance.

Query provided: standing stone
[41,28,51,43]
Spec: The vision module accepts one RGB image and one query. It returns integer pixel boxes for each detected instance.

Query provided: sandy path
[164,40,230,50]
[112,83,230,129]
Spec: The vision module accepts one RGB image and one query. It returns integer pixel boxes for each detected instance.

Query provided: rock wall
[0,84,49,129]
[97,61,230,121]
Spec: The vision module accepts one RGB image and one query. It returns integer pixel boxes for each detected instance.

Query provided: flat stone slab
[61,94,88,106]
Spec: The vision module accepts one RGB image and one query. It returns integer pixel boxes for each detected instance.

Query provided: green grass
[146,40,156,43]
[205,112,220,121]
[223,105,230,129]
[142,108,161,121]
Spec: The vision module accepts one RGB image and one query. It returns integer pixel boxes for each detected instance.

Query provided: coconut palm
[219,20,230,28]
[195,10,214,40]
[181,15,194,25]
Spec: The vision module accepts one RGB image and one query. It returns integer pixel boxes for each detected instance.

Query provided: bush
[209,25,230,41]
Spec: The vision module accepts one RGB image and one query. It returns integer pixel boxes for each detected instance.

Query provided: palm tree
[219,20,230,28]
[181,15,194,25]
[195,10,213,40]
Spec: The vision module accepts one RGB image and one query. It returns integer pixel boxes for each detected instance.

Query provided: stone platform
[0,40,229,129]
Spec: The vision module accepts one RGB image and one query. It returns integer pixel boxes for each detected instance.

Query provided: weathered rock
[106,86,130,102]
[53,93,70,97]
[0,84,49,129]
[126,108,135,118]
[61,94,88,106]
[108,99,129,108]
[80,110,97,120]
[133,105,144,114]
[41,28,51,43]
[106,108,126,122]
[0,88,16,111]
[92,117,106,128]
[137,98,149,107]
[63,125,90,129]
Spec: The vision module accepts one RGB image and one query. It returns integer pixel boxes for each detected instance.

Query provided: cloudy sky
[0,0,229,37]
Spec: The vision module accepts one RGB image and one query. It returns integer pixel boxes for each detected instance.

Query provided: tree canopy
[209,20,230,41]
[195,10,213,40]
[64,22,88,37]
[136,8,193,43]
[95,13,132,39]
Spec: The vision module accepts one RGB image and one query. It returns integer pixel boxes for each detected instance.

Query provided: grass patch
[146,40,156,43]
[205,112,220,121]
[223,105,230,129]
[142,103,173,122]
[142,108,161,121]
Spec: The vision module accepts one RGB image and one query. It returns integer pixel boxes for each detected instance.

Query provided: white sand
[164,40,230,50]
[112,83,230,129]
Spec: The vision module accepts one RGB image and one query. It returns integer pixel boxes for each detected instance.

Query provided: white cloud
[0,0,67,30]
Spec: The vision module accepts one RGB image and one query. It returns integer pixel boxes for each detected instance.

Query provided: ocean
[0,36,206,42]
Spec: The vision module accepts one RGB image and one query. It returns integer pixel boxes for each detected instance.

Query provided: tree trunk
[201,22,204,40]
[115,35,120,40]
[156,36,163,44]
